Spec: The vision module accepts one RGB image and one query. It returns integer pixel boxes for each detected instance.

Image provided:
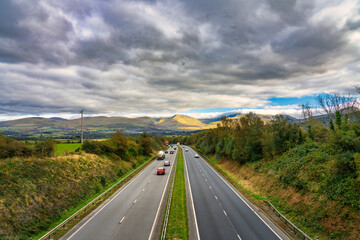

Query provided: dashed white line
[67,162,150,239]
[142,188,145,192]
[133,199,137,204]
[119,216,125,224]
[209,186,212,189]
[198,151,283,240]
[215,195,218,200]
[237,234,242,240]
[223,210,227,216]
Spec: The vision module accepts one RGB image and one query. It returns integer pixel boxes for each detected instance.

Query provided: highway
[60,148,177,240]
[183,146,290,240]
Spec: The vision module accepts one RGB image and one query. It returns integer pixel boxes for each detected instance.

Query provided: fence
[264,200,312,240]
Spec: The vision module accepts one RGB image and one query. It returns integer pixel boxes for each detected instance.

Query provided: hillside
[0,153,144,239]
[0,113,300,139]
[156,115,209,130]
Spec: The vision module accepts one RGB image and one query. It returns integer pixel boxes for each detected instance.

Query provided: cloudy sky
[0,0,359,121]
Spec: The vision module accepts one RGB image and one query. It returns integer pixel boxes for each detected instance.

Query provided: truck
[157,151,165,160]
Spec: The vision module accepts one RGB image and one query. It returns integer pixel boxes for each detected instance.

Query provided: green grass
[165,148,188,240]
[55,143,81,156]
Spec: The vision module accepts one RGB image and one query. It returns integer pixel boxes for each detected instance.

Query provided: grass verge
[165,148,188,240]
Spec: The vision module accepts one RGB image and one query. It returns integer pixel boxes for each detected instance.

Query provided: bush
[35,139,55,157]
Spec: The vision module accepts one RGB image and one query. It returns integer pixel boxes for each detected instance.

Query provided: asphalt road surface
[183,146,290,240]
[60,148,177,240]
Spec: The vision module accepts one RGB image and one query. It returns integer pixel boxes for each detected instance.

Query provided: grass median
[165,148,188,240]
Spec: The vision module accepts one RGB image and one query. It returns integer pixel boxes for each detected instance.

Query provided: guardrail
[191,146,313,240]
[263,200,312,240]
[39,155,157,240]
[160,151,178,240]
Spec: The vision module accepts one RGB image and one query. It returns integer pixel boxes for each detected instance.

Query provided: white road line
[209,186,212,189]
[119,216,125,224]
[133,199,137,204]
[198,151,283,240]
[184,147,201,240]
[237,234,242,240]
[223,210,227,216]
[215,195,218,200]
[148,152,176,240]
[142,188,145,192]
[67,162,151,239]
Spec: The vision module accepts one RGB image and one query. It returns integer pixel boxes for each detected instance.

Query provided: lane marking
[133,199,137,204]
[209,186,212,189]
[67,160,154,239]
[119,216,125,224]
[148,151,176,240]
[215,195,218,200]
[223,210,227,216]
[198,153,283,240]
[183,147,201,240]
[237,234,242,240]
[142,188,145,192]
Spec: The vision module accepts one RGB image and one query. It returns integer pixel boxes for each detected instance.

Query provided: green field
[55,143,81,156]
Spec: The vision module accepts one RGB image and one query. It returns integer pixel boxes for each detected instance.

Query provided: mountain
[156,115,209,130]
[0,113,301,138]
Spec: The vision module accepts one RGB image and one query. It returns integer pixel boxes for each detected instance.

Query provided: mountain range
[0,113,297,138]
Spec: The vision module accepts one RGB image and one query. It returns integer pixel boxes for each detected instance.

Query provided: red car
[157,167,165,175]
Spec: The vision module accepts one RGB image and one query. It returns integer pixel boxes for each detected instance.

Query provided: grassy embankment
[199,143,360,240]
[0,152,152,240]
[165,147,188,240]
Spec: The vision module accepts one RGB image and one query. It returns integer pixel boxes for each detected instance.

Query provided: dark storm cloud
[0,0,359,118]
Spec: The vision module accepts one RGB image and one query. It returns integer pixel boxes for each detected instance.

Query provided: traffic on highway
[60,144,290,240]
[61,146,177,240]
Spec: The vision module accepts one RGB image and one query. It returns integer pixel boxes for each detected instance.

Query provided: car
[194,154,199,158]
[157,167,165,175]
[173,147,177,150]
[164,161,170,166]
[170,150,174,154]
[185,149,189,152]
[165,150,168,154]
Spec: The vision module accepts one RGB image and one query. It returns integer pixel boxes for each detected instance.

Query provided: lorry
[157,151,165,160]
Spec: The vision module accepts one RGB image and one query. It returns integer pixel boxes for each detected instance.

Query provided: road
[183,146,290,240]
[60,148,177,240]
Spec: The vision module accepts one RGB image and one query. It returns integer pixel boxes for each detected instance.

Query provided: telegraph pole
[80,109,84,145]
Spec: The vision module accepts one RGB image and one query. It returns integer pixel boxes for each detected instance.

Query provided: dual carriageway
[60,145,290,240]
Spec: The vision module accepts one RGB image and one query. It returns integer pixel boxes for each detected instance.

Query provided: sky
[0,0,359,121]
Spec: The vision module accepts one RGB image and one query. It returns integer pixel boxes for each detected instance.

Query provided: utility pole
[80,109,84,145]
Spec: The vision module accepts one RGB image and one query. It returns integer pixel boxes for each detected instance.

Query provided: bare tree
[315,93,357,119]
[301,102,313,121]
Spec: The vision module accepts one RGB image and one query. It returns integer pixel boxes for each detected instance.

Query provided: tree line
[182,92,360,198]
[82,131,164,160]
[0,130,164,160]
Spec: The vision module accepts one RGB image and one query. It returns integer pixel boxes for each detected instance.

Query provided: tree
[139,132,152,156]
[110,130,128,159]
[315,93,357,121]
